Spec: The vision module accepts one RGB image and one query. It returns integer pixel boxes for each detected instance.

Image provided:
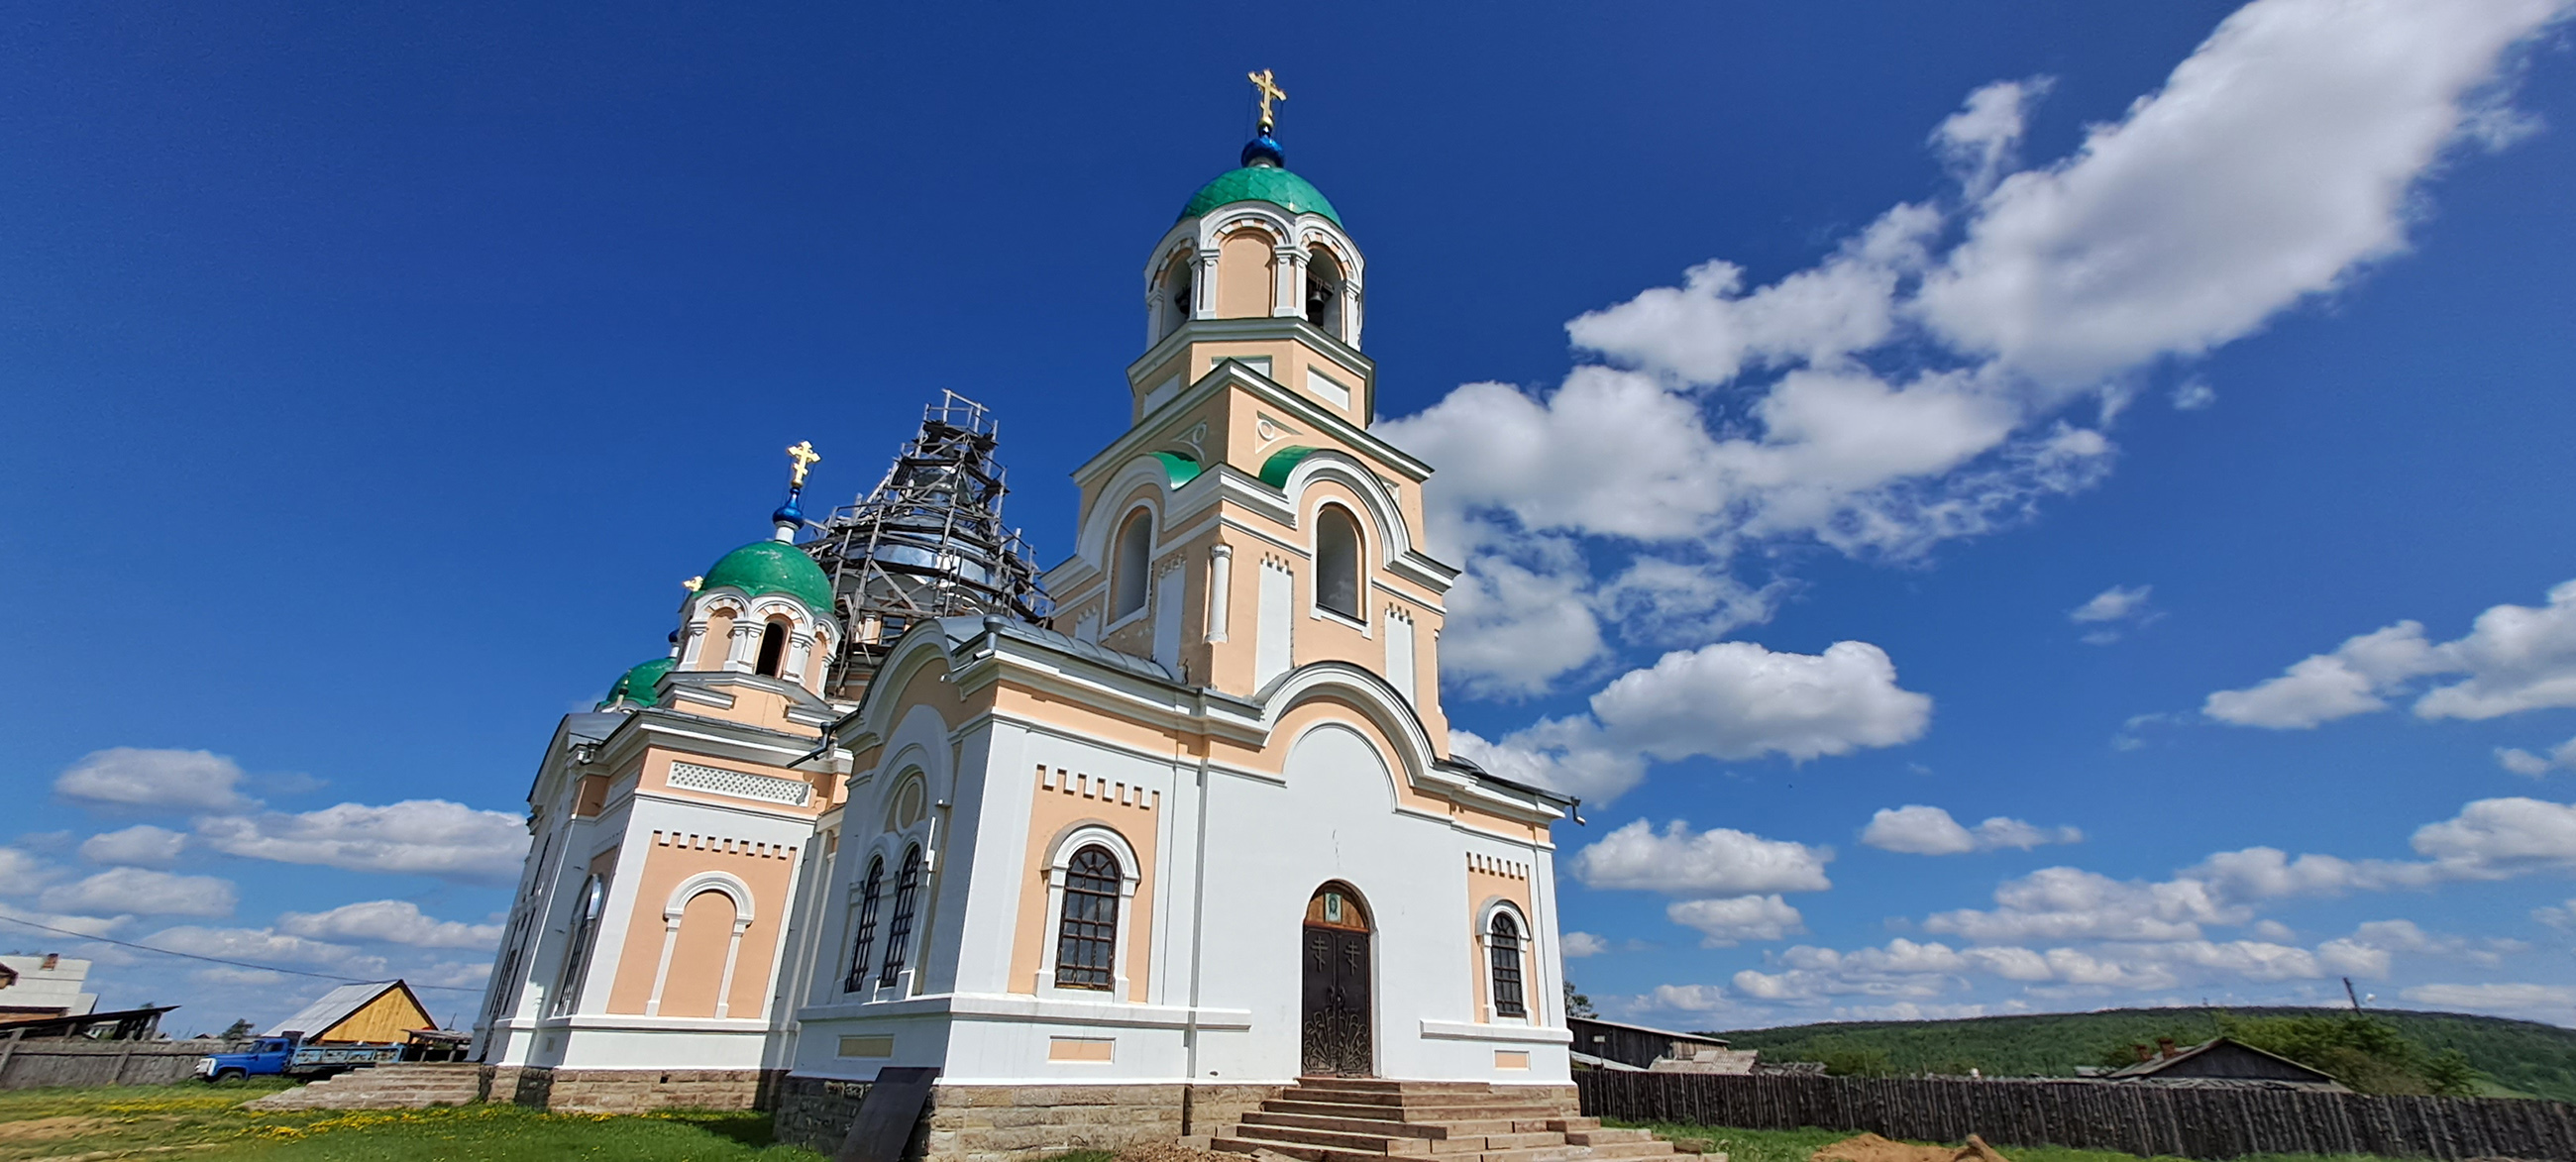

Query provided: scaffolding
[801,390,1050,701]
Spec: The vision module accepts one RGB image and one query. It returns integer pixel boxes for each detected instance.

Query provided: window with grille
[842,856,885,994]
[1053,845,1122,990]
[550,875,607,1016]
[1488,911,1527,1017]
[877,846,922,988]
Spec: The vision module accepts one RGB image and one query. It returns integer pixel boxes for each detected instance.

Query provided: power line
[0,910,483,994]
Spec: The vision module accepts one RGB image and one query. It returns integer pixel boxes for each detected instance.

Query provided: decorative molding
[669,762,812,807]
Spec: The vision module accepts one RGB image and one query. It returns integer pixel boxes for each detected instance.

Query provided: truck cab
[194,1036,296,1081]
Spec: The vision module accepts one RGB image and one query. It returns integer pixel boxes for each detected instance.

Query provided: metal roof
[264,981,408,1039]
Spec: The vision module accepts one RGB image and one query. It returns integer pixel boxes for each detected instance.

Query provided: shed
[2103,1036,2346,1091]
[265,981,434,1044]
[1568,1016,1731,1071]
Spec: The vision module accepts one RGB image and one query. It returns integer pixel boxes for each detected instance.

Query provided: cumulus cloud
[79,825,188,869]
[1561,931,1610,958]
[276,899,502,950]
[1668,895,1806,946]
[1451,638,1932,802]
[2171,379,2218,410]
[195,800,528,885]
[54,748,256,812]
[1862,805,2083,855]
[1572,819,1834,897]
[0,848,58,895]
[140,925,388,979]
[2072,586,2153,624]
[2401,982,2576,1022]
[1388,0,2566,700]
[2208,581,2576,727]
[39,868,236,917]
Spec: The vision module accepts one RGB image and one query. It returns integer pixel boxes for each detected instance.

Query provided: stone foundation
[774,1078,1283,1161]
[485,1064,785,1113]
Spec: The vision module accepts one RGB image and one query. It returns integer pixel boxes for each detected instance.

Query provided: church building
[471,74,1586,1157]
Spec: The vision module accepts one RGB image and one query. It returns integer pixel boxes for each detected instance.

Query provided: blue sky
[5,0,2575,1035]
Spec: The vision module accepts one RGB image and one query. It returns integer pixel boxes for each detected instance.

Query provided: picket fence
[1576,1071,2576,1161]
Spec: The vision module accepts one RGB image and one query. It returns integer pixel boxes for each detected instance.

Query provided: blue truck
[193,1034,406,1081]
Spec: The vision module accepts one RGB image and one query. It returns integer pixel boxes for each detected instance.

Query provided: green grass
[1708,1006,2576,1102]
[0,1080,825,1161]
[1604,1120,2410,1162]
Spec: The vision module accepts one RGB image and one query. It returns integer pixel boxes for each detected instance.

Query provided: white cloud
[2402,982,2576,1022]
[79,825,188,869]
[2500,747,2558,777]
[195,800,528,885]
[2171,379,2218,410]
[1925,866,2242,943]
[2072,585,2154,624]
[1863,805,2083,855]
[54,748,256,812]
[140,925,388,979]
[1572,819,1834,897]
[1451,637,1932,803]
[1389,0,2565,710]
[2208,581,2576,728]
[276,900,502,950]
[1636,984,1736,1013]
[1561,931,1610,958]
[0,848,57,895]
[1668,895,1806,946]
[38,868,236,917]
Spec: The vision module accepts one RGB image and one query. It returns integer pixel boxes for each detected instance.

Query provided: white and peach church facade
[470,123,1582,1147]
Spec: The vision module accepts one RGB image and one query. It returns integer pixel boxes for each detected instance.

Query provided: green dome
[701,540,835,615]
[603,658,674,708]
[1180,166,1342,226]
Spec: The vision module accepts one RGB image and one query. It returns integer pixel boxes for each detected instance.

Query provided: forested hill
[1712,1007,2576,1101]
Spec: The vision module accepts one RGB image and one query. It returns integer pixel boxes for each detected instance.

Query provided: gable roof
[2103,1035,2337,1083]
[264,981,426,1040]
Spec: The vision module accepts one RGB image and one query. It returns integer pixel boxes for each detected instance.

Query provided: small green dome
[603,658,674,708]
[1181,166,1342,226]
[701,540,835,615]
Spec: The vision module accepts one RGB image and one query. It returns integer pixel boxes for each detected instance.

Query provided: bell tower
[1045,73,1457,746]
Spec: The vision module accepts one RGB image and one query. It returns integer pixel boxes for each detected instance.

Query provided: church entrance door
[1300,883,1372,1077]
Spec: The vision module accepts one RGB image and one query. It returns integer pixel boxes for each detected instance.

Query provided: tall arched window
[1316,506,1362,619]
[876,845,922,988]
[1113,510,1153,619]
[1053,845,1123,990]
[841,856,885,994]
[755,622,788,677]
[550,875,606,1016]
[1161,256,1194,339]
[1488,910,1528,1018]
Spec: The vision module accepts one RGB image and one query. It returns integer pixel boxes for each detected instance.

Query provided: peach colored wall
[697,609,735,671]
[1006,767,1160,1002]
[656,889,739,1017]
[1215,230,1274,319]
[602,831,800,1017]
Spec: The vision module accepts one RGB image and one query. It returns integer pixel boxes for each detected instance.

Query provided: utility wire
[0,910,483,994]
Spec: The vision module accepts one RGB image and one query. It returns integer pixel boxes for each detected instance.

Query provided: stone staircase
[1210,1078,1693,1162]
[242,1062,485,1110]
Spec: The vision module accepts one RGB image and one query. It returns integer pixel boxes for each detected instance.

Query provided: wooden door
[1300,923,1372,1076]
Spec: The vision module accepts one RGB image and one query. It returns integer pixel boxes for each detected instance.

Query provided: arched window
[755,622,788,677]
[550,875,607,1016]
[1161,256,1194,339]
[842,856,885,994]
[1316,506,1362,619]
[1112,510,1153,619]
[876,845,922,988]
[1307,248,1345,336]
[1488,910,1528,1018]
[1053,845,1123,990]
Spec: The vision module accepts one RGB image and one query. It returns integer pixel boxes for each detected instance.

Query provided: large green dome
[602,658,673,708]
[1181,166,1342,226]
[701,540,835,614]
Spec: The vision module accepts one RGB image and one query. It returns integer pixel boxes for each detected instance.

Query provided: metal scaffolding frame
[801,390,1049,700]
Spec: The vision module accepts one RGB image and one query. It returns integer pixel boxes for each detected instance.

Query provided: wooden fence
[1577,1071,2576,1161]
[0,1034,232,1090]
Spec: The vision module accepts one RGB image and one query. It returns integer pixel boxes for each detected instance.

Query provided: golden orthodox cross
[785,440,821,486]
[1247,68,1286,132]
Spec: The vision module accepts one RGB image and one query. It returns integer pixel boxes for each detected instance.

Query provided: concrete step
[1244,1111,1453,1139]
[1266,1099,1561,1122]
[1228,1123,1434,1155]
[1547,1119,1603,1133]
[1584,1143,1678,1159]
[1296,1079,1500,1095]
[1565,1130,1655,1146]
[1213,1134,1408,1162]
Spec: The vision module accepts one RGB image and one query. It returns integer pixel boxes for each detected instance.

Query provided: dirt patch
[1119,1144,1234,1162]
[1812,1133,2011,1162]
[0,1115,110,1142]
